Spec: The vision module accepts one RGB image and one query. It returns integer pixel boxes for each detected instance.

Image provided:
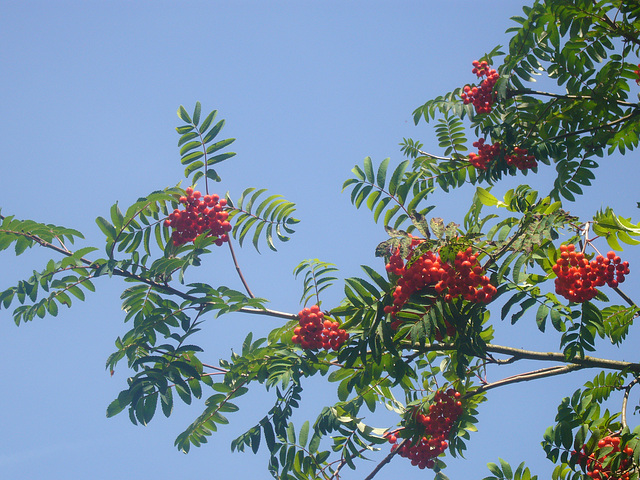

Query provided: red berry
[165,189,232,247]
[291,306,348,352]
[393,389,463,469]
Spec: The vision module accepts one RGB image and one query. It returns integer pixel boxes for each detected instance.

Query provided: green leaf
[536,303,550,332]
[376,158,390,189]
[286,422,296,444]
[487,462,503,478]
[388,160,409,196]
[499,458,513,479]
[207,152,235,165]
[106,397,126,417]
[176,125,194,134]
[180,151,204,165]
[180,141,202,156]
[178,131,198,147]
[205,138,235,155]
[110,203,124,230]
[192,102,201,126]
[202,119,225,144]
[477,187,499,207]
[177,105,192,124]
[308,432,321,454]
[96,217,116,240]
[363,156,375,183]
[299,421,309,448]
[14,236,31,255]
[199,109,217,133]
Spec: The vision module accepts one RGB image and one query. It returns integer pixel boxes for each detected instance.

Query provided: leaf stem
[195,127,210,196]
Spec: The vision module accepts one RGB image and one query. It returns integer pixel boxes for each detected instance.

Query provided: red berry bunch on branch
[505,146,537,170]
[291,305,349,351]
[436,247,497,302]
[553,244,630,303]
[164,187,232,247]
[461,60,500,114]
[468,139,502,170]
[383,244,496,321]
[572,435,635,480]
[386,389,463,470]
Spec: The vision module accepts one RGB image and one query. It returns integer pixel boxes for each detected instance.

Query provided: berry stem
[227,238,255,299]
[362,437,407,480]
[612,286,638,308]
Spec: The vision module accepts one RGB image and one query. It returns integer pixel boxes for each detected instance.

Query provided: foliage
[2,1,640,479]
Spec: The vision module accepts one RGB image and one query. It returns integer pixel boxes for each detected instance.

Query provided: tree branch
[598,11,640,48]
[621,376,640,429]
[545,109,640,143]
[509,88,638,107]
[403,342,640,372]
[467,364,585,398]
[1,217,297,321]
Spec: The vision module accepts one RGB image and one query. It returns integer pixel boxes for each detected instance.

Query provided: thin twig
[200,362,229,373]
[332,444,371,479]
[417,149,455,161]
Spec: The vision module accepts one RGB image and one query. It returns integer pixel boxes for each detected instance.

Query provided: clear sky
[2,1,640,479]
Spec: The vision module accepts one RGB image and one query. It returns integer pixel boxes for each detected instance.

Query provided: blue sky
[2,2,640,479]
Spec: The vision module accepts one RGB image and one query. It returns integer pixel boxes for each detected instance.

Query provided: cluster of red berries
[553,244,630,303]
[634,64,640,85]
[468,138,502,170]
[385,389,463,470]
[572,436,635,480]
[291,305,349,351]
[164,187,232,247]
[461,60,500,114]
[383,244,496,323]
[505,146,537,170]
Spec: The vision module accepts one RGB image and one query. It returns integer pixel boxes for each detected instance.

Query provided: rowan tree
[2,1,640,479]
